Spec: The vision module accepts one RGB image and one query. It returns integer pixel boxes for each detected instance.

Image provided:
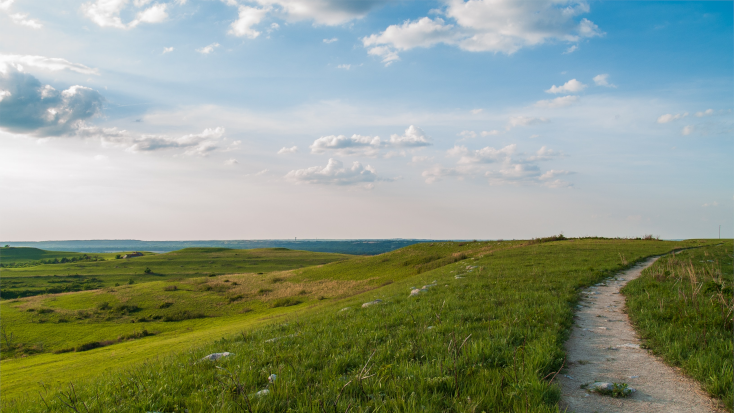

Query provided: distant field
[0,247,349,299]
[1,238,717,411]
[0,247,101,265]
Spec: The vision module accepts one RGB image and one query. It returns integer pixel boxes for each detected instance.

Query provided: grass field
[0,247,349,299]
[1,238,716,412]
[623,242,733,409]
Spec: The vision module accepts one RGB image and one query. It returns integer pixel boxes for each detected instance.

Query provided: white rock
[362,299,382,308]
[255,389,269,397]
[201,352,232,361]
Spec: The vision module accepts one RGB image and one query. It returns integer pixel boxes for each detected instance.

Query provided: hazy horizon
[1,0,731,241]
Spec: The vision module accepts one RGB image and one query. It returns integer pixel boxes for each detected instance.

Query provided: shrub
[163,285,178,291]
[159,302,173,309]
[271,298,302,308]
[163,310,206,322]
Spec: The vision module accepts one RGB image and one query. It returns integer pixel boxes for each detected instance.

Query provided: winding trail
[558,256,725,413]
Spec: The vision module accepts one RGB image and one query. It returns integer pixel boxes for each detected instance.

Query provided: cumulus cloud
[593,73,615,87]
[0,67,104,136]
[0,54,99,75]
[337,64,351,70]
[197,43,220,54]
[323,37,338,43]
[254,0,387,26]
[424,143,569,187]
[545,79,586,94]
[506,116,549,130]
[389,125,430,147]
[448,144,516,165]
[309,125,430,156]
[229,5,268,38]
[81,0,171,29]
[681,125,694,136]
[278,145,298,154]
[657,113,687,124]
[225,158,238,165]
[481,130,500,136]
[363,0,602,63]
[563,45,577,54]
[470,108,483,114]
[9,12,42,28]
[695,109,714,117]
[83,125,227,156]
[163,47,174,54]
[310,134,382,156]
[458,130,477,139]
[286,158,379,187]
[535,95,578,108]
[0,0,13,10]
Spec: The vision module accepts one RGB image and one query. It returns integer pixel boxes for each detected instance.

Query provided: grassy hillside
[0,248,349,299]
[0,247,96,265]
[623,242,733,409]
[1,238,714,412]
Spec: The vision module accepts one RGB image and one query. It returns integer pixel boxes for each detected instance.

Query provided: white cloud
[286,158,379,187]
[695,109,714,117]
[337,64,351,70]
[529,134,540,139]
[593,73,615,87]
[225,158,238,165]
[448,144,516,165]
[9,12,42,28]
[310,134,382,156]
[87,126,227,156]
[253,0,387,26]
[535,95,578,109]
[366,46,400,65]
[458,130,476,139]
[363,0,602,63]
[270,22,279,29]
[323,37,338,43]
[0,0,14,10]
[506,116,549,130]
[0,54,99,75]
[681,125,694,136]
[545,79,586,94]
[81,0,171,29]
[481,130,500,136]
[421,165,465,184]
[197,43,220,54]
[229,5,268,38]
[0,67,105,137]
[539,169,573,180]
[470,108,483,115]
[277,145,298,154]
[163,47,174,54]
[389,125,431,147]
[527,146,561,161]
[657,113,688,124]
[309,125,429,156]
[563,45,577,54]
[702,201,718,207]
[0,89,10,102]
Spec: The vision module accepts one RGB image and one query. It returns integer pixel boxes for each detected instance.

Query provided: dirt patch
[559,257,726,413]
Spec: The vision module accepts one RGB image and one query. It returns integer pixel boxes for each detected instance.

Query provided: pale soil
[558,257,726,413]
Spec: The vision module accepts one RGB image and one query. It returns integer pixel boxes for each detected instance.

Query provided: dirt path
[558,257,725,413]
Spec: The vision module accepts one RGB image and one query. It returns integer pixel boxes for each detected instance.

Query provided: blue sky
[0,0,731,241]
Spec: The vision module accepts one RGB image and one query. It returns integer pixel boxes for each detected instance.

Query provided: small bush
[159,302,173,309]
[257,288,272,295]
[96,302,111,311]
[36,308,54,314]
[163,285,178,291]
[112,304,140,314]
[271,298,302,308]
[270,277,285,284]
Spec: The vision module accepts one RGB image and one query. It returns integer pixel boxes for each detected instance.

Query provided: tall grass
[623,243,733,409]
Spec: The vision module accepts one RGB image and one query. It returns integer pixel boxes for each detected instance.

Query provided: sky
[0,0,732,241]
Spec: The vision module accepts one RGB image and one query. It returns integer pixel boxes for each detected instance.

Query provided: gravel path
[558,257,726,413]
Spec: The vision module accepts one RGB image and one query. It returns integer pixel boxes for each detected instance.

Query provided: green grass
[0,248,349,299]
[0,247,110,265]
[623,241,733,409]
[1,238,714,412]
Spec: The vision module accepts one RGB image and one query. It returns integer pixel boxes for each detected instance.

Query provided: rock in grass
[362,299,382,308]
[409,288,427,297]
[255,389,269,397]
[200,352,232,361]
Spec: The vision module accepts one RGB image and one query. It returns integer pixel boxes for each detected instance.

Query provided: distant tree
[128,279,135,285]
[3,245,8,248]
[115,254,121,259]
[144,267,152,274]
